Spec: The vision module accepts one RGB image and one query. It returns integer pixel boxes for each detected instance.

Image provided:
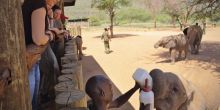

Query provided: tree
[163,0,199,30]
[188,0,220,33]
[162,0,179,28]
[0,0,31,109]
[92,0,129,37]
[142,0,164,28]
[164,0,220,30]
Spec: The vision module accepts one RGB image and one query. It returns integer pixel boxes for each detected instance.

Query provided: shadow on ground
[81,55,135,110]
[93,34,137,39]
[152,41,220,73]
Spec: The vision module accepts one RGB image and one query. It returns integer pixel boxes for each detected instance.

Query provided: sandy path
[80,27,220,110]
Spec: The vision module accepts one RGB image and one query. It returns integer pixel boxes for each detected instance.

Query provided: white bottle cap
[132,68,149,87]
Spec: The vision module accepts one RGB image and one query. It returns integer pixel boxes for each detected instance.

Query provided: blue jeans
[28,62,40,110]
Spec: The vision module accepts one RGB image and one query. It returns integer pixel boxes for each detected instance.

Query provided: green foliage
[89,16,102,26]
[157,13,171,23]
[92,0,129,11]
[211,12,220,22]
[115,7,151,24]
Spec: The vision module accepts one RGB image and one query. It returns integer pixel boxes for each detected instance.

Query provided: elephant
[149,69,220,110]
[183,24,203,54]
[154,34,188,63]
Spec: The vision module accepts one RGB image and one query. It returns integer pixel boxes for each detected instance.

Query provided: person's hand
[62,30,68,34]
[46,30,54,41]
[134,82,140,90]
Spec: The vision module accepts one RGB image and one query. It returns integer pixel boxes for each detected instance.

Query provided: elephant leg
[191,42,196,54]
[183,47,188,60]
[178,50,182,60]
[195,42,200,54]
[169,48,172,55]
[170,49,176,64]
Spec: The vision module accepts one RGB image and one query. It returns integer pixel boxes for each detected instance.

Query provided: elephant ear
[178,75,207,110]
[183,27,188,36]
[164,40,176,48]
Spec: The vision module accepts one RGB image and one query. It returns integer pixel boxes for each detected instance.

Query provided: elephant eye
[173,87,178,93]
[170,86,179,95]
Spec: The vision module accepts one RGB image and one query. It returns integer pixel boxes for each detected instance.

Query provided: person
[52,5,63,29]
[60,13,69,28]
[85,75,139,110]
[75,35,83,60]
[101,28,111,54]
[22,0,58,109]
[49,5,67,68]
[133,68,154,110]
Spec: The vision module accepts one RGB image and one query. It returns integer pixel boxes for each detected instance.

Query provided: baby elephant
[154,34,188,63]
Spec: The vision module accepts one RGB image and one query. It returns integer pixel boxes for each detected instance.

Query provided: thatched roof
[64,0,76,6]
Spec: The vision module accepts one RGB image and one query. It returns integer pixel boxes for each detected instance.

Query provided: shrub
[89,16,101,26]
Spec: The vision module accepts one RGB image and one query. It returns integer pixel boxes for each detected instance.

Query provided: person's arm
[101,32,104,40]
[108,82,139,108]
[31,7,50,46]
[49,27,67,35]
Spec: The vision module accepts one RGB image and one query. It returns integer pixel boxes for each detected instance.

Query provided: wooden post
[71,63,87,108]
[0,0,31,110]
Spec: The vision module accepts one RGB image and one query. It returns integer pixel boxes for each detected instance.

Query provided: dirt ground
[80,26,220,110]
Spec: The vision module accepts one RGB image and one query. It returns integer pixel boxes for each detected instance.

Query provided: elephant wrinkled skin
[154,34,188,63]
[183,25,203,54]
[149,69,207,110]
[150,69,220,110]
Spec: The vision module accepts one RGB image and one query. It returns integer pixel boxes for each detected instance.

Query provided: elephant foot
[191,48,200,54]
[171,61,175,65]
[171,59,175,64]
[195,51,199,54]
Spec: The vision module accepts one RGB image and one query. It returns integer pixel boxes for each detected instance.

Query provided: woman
[22,0,58,109]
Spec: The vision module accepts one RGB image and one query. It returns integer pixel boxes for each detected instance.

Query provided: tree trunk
[154,17,157,28]
[176,18,183,30]
[171,16,176,28]
[0,0,31,110]
[109,12,114,37]
[202,18,206,34]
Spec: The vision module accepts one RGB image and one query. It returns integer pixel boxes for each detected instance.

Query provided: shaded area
[93,34,137,39]
[82,47,87,50]
[81,55,135,110]
[152,41,220,72]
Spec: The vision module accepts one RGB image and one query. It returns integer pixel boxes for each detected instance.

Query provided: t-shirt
[53,19,63,29]
[101,31,110,41]
[22,0,48,45]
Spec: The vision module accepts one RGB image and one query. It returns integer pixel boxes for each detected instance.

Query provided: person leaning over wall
[22,0,59,109]
[49,5,67,68]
